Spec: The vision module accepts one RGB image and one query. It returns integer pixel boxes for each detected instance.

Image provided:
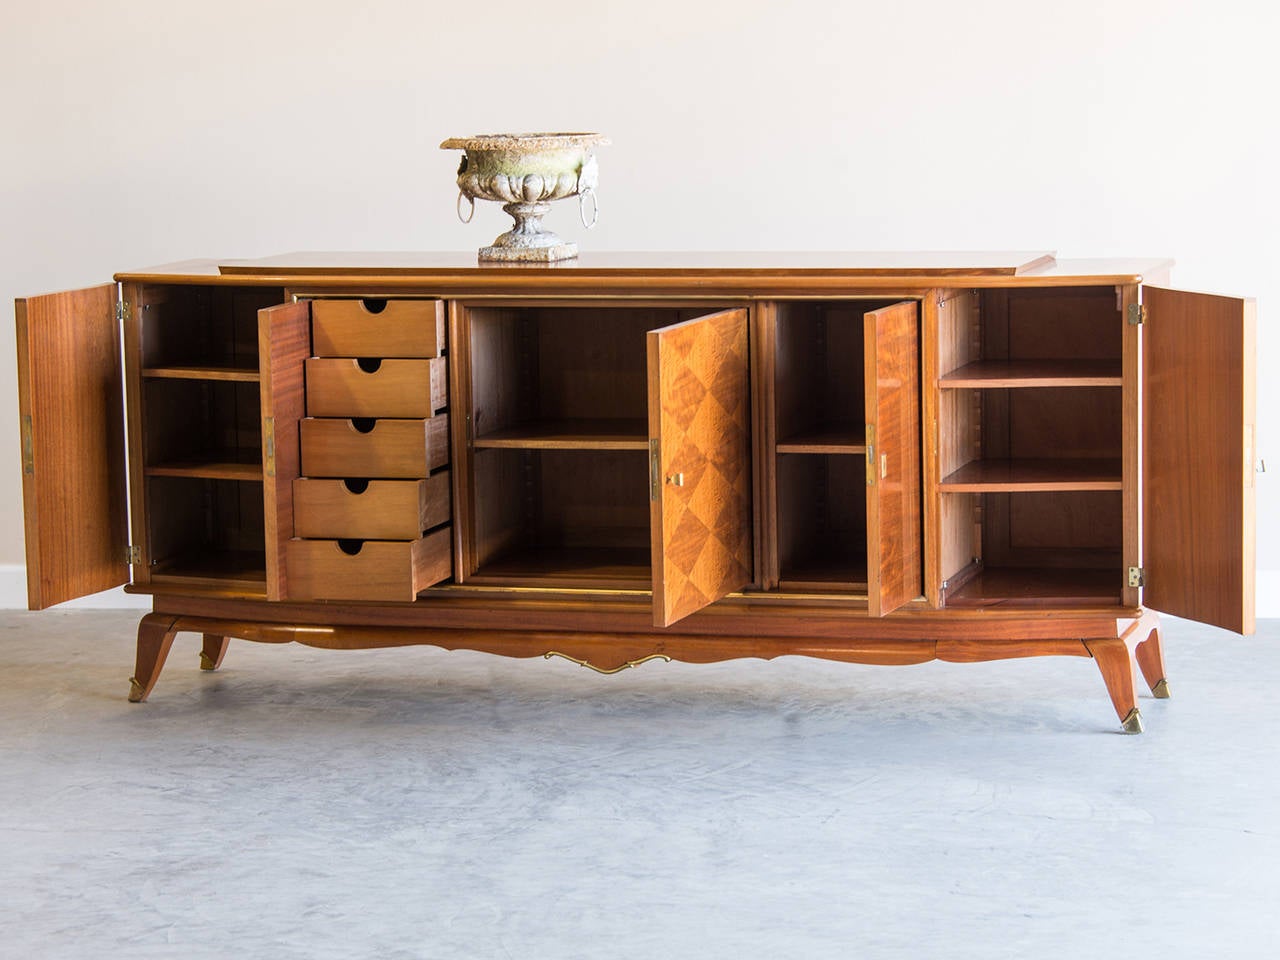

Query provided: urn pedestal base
[479,241,577,262]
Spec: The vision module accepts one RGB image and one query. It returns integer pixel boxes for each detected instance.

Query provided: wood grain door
[1143,286,1255,634]
[15,284,129,609]
[259,300,311,601]
[864,300,922,617]
[648,308,752,627]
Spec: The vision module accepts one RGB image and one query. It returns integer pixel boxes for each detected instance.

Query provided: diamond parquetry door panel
[647,308,752,628]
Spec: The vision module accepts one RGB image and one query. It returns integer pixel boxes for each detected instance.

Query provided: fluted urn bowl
[441,132,609,261]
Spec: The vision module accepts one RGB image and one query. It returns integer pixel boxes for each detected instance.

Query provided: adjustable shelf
[468,545,651,589]
[776,421,867,455]
[939,359,1122,388]
[474,418,648,451]
[944,566,1122,607]
[142,365,260,383]
[939,458,1122,492]
[145,457,263,481]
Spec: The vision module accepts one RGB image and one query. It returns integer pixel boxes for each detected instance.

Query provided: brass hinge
[1127,304,1146,326]
[263,417,276,477]
[21,415,33,475]
[116,301,130,323]
[1127,566,1145,587]
[125,545,142,565]
[649,438,660,501]
[865,424,876,486]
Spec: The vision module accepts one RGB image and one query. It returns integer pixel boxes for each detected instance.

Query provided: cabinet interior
[146,477,266,585]
[937,287,1124,605]
[132,283,284,586]
[462,304,705,587]
[769,300,899,591]
[120,283,1133,609]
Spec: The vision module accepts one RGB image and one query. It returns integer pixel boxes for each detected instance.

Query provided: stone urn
[440,132,609,261]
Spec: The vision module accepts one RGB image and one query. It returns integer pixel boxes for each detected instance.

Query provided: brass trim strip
[543,651,673,675]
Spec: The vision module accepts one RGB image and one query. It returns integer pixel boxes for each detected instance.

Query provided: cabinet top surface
[114,251,1175,291]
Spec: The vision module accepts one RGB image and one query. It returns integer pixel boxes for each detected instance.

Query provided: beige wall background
[1,0,1276,608]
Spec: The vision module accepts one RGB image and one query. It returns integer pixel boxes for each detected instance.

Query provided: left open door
[15,285,129,609]
[259,300,311,601]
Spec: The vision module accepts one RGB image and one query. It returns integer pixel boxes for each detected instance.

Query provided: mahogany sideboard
[14,251,1256,732]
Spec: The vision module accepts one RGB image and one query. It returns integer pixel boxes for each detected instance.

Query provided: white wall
[2,0,1276,607]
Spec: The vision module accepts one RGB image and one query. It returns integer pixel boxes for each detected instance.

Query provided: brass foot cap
[199,652,218,671]
[127,677,145,703]
[1121,707,1145,734]
[1152,678,1171,699]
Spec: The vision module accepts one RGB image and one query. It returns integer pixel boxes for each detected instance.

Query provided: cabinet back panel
[983,491,1121,568]
[470,448,650,571]
[143,379,262,466]
[983,287,1122,362]
[536,450,649,550]
[146,477,265,565]
[138,285,283,370]
[776,453,868,581]
[468,306,705,437]
[1002,387,1122,460]
[534,310,663,422]
[773,302,899,439]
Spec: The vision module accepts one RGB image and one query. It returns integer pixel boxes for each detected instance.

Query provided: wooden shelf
[469,546,651,588]
[945,566,1121,607]
[474,419,649,451]
[146,457,263,481]
[778,556,869,592]
[149,550,267,586]
[939,458,1122,492]
[939,359,1122,389]
[776,423,867,455]
[142,365,260,382]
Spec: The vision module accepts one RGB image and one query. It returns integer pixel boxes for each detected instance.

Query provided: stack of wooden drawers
[286,299,452,600]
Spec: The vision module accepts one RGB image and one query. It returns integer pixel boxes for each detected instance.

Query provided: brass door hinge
[1127,566,1145,587]
[865,424,876,486]
[125,545,142,565]
[1127,304,1146,326]
[21,415,33,475]
[263,417,276,477]
[649,438,660,501]
[116,301,131,323]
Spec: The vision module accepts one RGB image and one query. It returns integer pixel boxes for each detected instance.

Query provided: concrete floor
[1,610,1277,959]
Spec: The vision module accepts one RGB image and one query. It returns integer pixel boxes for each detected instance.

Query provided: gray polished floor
[1,610,1276,959]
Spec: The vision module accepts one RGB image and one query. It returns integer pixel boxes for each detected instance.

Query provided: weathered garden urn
[441,132,609,261]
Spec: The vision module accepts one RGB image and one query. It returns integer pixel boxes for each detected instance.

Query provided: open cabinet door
[864,300,921,617]
[259,300,310,601]
[648,308,752,627]
[15,285,128,609]
[1143,286,1255,634]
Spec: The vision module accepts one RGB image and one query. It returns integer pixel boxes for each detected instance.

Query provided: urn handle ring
[456,191,476,224]
[578,186,599,230]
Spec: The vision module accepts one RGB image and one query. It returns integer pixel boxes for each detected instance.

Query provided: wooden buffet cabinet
[15,251,1256,732]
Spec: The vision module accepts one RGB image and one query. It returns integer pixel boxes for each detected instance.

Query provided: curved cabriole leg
[128,614,181,703]
[1084,638,1143,734]
[1134,619,1170,699]
[200,634,230,672]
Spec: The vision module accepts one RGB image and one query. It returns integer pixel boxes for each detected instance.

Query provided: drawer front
[311,299,446,358]
[300,416,449,478]
[285,527,452,601]
[293,474,451,540]
[306,357,447,419]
